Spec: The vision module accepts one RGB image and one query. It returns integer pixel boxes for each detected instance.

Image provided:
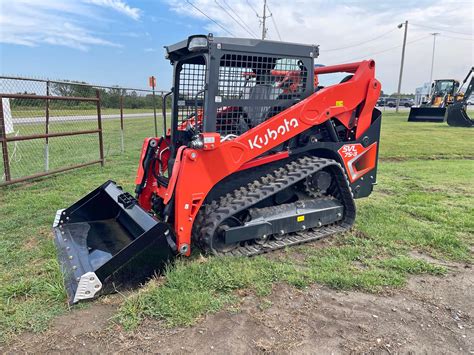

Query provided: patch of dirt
[5,304,117,353]
[380,155,474,162]
[3,263,473,354]
[21,236,40,251]
[408,250,463,269]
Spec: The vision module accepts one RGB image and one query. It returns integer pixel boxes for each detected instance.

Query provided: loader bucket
[52,180,175,304]
[407,107,446,123]
[446,102,473,127]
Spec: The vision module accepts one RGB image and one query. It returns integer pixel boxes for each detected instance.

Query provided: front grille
[177,62,206,133]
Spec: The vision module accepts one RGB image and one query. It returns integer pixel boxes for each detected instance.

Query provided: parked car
[385,98,397,107]
[384,98,414,107]
[376,97,387,106]
[401,98,414,107]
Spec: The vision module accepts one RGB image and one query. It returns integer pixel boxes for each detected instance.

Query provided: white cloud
[144,48,156,52]
[0,0,140,50]
[84,0,141,20]
[166,0,473,93]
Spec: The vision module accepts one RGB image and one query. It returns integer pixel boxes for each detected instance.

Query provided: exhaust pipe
[53,180,175,304]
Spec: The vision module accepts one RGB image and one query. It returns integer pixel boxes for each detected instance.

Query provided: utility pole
[261,0,268,40]
[396,20,408,113]
[429,33,440,84]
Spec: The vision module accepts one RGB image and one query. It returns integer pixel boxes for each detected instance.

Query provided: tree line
[11,80,171,110]
[379,90,415,99]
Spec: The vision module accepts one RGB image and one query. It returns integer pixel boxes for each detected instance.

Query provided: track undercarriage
[195,156,356,256]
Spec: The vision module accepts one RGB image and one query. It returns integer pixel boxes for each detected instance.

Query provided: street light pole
[429,33,440,84]
[396,20,408,113]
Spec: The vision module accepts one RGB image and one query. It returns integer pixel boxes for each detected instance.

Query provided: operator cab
[163,34,318,158]
[428,79,460,106]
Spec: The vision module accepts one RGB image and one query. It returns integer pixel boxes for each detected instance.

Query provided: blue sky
[1,0,472,93]
[0,0,201,90]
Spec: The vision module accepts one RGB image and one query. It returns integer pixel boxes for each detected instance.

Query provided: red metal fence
[0,75,170,186]
[0,91,104,186]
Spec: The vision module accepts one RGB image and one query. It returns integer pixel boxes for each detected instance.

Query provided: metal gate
[0,90,104,186]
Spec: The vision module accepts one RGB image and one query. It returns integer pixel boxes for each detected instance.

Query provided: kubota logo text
[248,118,299,149]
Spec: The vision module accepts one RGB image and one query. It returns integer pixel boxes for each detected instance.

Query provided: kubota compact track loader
[446,67,473,127]
[53,35,382,304]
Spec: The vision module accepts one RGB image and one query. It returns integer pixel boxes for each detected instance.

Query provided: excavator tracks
[195,156,356,257]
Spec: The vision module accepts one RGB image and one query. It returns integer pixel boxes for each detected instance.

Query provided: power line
[222,0,258,38]
[410,23,472,36]
[266,3,282,41]
[339,35,430,63]
[439,34,474,41]
[185,0,235,37]
[246,0,260,17]
[214,0,256,38]
[323,32,393,57]
[325,27,398,51]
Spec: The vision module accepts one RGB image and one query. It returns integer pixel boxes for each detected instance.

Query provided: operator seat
[243,84,275,127]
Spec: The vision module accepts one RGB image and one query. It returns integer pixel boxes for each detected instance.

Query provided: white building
[414,82,431,105]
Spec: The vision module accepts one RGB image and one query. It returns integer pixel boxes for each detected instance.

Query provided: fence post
[161,93,166,136]
[120,95,124,153]
[0,97,11,182]
[44,80,50,171]
[96,90,104,166]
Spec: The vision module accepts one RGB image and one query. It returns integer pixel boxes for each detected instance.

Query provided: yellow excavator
[408,78,462,122]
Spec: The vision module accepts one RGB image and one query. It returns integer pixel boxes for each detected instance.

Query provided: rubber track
[194,156,356,257]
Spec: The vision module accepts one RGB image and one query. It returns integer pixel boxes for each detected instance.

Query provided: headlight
[188,36,208,51]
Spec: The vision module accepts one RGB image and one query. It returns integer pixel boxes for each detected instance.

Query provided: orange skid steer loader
[53,35,382,303]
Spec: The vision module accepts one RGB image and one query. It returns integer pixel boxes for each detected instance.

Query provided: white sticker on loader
[203,136,215,144]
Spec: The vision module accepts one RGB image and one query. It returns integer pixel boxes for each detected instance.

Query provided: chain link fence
[0,76,169,185]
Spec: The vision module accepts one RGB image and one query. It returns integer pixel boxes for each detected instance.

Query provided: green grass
[379,114,474,160]
[0,112,473,341]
